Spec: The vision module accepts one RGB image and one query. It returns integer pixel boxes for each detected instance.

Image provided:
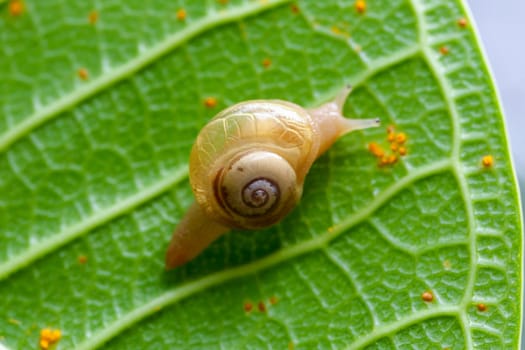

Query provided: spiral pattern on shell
[241,178,279,211]
[212,151,299,229]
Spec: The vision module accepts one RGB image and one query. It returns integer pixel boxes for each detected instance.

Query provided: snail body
[166,86,379,269]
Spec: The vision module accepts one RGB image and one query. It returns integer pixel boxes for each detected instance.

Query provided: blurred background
[467,0,524,202]
[467,1,524,346]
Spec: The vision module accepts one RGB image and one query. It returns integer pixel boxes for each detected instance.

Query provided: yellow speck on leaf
[176,8,187,21]
[204,97,218,108]
[39,328,61,350]
[355,0,366,14]
[477,303,488,312]
[78,68,89,80]
[457,17,468,28]
[482,155,494,168]
[395,132,407,144]
[421,291,433,302]
[439,46,449,55]
[88,10,99,24]
[262,58,272,68]
[9,0,24,16]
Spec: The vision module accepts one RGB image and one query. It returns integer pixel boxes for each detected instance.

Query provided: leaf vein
[346,307,460,350]
[410,0,479,347]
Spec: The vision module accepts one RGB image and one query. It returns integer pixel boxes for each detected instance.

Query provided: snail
[166,85,379,269]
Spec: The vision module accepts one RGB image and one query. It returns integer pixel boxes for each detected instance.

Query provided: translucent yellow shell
[190,100,320,229]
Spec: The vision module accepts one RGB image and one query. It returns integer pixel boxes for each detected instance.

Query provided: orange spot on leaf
[387,154,397,164]
[422,291,434,302]
[9,0,24,16]
[390,142,398,152]
[395,132,407,144]
[355,0,366,14]
[379,156,389,167]
[457,18,468,28]
[204,97,218,108]
[258,301,266,312]
[477,303,488,312]
[78,68,89,80]
[262,58,272,68]
[176,8,187,21]
[88,10,99,25]
[39,328,61,350]
[244,301,253,313]
[368,142,384,158]
[39,339,49,350]
[481,155,494,168]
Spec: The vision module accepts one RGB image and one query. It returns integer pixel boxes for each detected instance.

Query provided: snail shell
[166,85,379,269]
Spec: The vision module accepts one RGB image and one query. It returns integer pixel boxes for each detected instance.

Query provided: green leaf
[0,0,521,349]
